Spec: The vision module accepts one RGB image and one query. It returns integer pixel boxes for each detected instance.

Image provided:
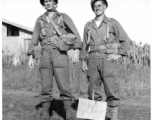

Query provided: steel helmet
[40,0,58,6]
[91,0,108,10]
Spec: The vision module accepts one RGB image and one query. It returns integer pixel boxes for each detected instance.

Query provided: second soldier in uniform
[81,0,130,120]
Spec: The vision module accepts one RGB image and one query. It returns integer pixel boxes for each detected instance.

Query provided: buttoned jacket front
[81,15,130,60]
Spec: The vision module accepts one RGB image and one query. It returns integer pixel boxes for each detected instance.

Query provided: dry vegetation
[2,41,150,98]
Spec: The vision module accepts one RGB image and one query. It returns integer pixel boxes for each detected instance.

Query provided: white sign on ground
[76,98,107,120]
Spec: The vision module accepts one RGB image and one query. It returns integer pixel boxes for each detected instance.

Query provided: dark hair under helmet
[91,0,108,10]
[40,0,58,6]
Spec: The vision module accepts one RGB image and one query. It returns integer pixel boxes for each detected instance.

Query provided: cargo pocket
[39,49,51,69]
[52,49,69,68]
[103,59,118,78]
[87,58,98,77]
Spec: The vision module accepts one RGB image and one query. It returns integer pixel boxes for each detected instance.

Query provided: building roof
[2,18,33,32]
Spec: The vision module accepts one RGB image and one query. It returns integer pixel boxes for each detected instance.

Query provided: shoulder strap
[104,18,111,42]
[106,18,110,39]
[87,20,93,44]
[46,14,62,36]
[57,14,63,25]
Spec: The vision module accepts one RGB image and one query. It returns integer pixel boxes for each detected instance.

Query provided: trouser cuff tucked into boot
[63,100,75,120]
[41,102,51,120]
[105,106,118,120]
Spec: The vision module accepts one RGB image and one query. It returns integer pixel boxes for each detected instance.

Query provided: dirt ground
[2,90,150,120]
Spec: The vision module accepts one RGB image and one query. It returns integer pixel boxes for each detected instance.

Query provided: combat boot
[105,106,118,120]
[63,100,75,120]
[41,102,51,120]
[105,106,111,120]
[110,107,118,120]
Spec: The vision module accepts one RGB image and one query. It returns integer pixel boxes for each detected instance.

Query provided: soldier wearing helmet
[28,0,81,120]
[91,0,108,10]
[40,0,58,6]
[81,0,130,120]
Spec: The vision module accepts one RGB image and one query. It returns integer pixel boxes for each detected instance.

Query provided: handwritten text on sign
[76,98,107,120]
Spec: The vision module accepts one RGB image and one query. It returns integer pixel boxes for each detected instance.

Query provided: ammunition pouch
[42,33,76,51]
[33,45,42,59]
[39,13,77,52]
[42,36,58,47]
[60,33,76,45]
[58,33,76,51]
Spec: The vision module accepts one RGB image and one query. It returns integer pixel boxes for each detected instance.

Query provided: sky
[2,0,152,44]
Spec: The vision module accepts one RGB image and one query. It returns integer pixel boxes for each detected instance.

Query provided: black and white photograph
[2,0,151,120]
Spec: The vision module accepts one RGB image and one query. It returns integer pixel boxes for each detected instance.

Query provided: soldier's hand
[28,55,35,70]
[73,49,79,63]
[67,49,75,62]
[82,60,87,72]
[107,54,121,61]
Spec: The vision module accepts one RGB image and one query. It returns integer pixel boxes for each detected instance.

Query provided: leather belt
[90,45,107,53]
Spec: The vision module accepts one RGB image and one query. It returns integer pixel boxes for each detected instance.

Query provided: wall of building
[2,23,7,38]
[19,29,32,38]
[2,23,32,55]
[2,22,32,38]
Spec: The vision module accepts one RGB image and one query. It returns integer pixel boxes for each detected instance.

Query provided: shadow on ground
[2,91,150,120]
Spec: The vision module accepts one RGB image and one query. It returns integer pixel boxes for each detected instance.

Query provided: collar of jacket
[91,15,108,29]
[40,11,61,23]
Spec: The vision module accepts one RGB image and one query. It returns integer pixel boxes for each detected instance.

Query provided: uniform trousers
[87,53,120,107]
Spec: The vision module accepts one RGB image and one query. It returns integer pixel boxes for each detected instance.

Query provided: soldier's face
[44,0,56,10]
[93,1,106,16]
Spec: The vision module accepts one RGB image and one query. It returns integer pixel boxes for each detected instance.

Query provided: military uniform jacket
[27,11,81,55]
[81,15,130,60]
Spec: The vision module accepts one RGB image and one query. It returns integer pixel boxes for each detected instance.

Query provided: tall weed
[2,41,150,98]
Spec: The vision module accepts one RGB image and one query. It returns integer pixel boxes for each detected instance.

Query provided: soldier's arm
[61,13,81,50]
[27,18,41,56]
[80,24,88,61]
[112,19,131,56]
